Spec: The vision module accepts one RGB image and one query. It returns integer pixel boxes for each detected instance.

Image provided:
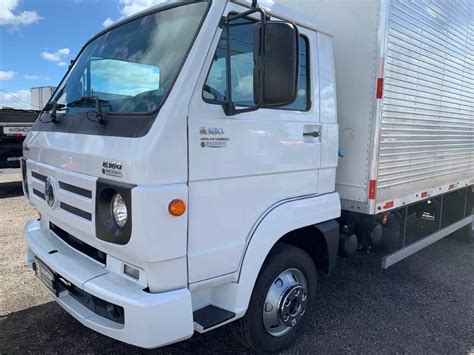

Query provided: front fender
[233,192,340,315]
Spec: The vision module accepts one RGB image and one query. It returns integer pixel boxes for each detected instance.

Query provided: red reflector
[448,184,455,190]
[384,201,394,209]
[14,133,23,137]
[368,180,377,200]
[421,191,428,198]
[376,78,384,99]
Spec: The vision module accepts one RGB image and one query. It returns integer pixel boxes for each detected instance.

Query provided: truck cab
[22,0,340,351]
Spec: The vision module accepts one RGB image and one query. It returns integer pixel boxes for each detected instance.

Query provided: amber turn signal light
[169,199,186,216]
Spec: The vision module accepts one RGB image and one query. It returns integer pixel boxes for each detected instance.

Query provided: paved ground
[1,172,473,354]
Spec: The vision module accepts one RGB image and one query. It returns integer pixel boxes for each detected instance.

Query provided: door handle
[303,131,320,138]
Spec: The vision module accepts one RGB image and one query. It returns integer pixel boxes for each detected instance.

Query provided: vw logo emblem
[44,177,56,208]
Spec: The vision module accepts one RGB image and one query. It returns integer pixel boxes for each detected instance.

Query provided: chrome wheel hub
[263,268,308,337]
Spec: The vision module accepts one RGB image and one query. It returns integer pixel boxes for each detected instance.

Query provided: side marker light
[169,199,186,217]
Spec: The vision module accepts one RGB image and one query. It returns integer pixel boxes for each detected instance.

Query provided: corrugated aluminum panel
[377,0,474,201]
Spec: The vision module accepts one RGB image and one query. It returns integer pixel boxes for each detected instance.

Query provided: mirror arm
[221,7,267,116]
[224,14,234,115]
[68,59,75,71]
[225,7,265,23]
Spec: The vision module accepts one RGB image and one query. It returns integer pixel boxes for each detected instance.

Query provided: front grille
[30,165,94,222]
[50,223,106,264]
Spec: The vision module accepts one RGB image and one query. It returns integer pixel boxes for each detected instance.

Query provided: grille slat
[60,202,92,221]
[33,188,45,200]
[59,181,92,199]
[31,171,47,182]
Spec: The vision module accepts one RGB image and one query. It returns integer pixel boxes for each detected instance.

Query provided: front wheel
[231,243,317,353]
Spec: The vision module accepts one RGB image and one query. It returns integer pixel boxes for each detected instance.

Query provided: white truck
[21,0,473,352]
[31,86,56,112]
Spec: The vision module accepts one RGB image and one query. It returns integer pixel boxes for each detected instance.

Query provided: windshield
[52,2,208,114]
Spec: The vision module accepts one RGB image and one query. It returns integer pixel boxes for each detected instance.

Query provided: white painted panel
[287,0,474,212]
[187,171,319,282]
[187,3,326,282]
[300,0,381,204]
[317,33,337,124]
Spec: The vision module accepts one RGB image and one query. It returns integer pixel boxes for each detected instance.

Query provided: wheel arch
[279,220,339,275]
[232,192,340,315]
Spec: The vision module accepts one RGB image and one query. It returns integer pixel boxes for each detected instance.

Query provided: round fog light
[111,193,128,228]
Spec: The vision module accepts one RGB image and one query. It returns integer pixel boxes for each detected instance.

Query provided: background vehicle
[0,87,54,170]
[20,0,473,352]
[31,86,56,111]
[0,108,39,169]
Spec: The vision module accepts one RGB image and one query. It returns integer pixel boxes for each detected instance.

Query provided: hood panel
[23,128,186,185]
[24,131,144,183]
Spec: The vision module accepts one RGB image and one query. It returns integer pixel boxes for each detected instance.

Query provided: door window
[203,18,310,111]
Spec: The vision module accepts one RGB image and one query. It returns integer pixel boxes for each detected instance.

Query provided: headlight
[111,193,128,228]
[96,179,135,245]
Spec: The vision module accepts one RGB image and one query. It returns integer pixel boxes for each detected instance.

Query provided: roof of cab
[93,0,331,49]
[101,0,331,37]
[232,0,332,37]
[98,1,206,37]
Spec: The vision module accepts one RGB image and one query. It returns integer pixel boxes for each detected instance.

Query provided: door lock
[303,131,320,138]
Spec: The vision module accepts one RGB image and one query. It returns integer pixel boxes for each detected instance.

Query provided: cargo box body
[305,0,474,215]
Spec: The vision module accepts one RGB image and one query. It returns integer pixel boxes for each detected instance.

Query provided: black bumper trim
[50,223,106,264]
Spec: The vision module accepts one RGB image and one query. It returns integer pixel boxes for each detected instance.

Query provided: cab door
[186,3,323,284]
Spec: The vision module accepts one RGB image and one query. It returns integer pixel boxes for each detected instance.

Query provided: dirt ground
[1,172,473,354]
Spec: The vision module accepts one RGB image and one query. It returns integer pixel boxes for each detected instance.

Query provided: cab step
[193,305,235,332]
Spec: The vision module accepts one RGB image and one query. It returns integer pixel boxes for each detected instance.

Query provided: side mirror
[255,21,299,107]
[220,8,299,116]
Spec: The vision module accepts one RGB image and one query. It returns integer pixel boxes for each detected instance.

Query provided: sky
[0,0,169,109]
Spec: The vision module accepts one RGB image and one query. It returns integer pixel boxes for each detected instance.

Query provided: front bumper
[24,220,194,349]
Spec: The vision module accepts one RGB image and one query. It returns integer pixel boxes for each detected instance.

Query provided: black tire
[231,243,317,353]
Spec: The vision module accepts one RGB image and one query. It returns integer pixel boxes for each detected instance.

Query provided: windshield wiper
[67,96,108,126]
[40,100,65,124]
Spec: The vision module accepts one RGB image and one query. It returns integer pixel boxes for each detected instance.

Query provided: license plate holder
[34,257,58,295]
[7,156,21,162]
